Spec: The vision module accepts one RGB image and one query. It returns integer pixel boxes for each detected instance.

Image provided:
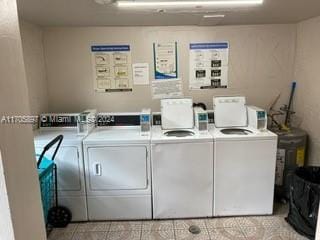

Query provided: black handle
[284,82,296,126]
[37,135,64,168]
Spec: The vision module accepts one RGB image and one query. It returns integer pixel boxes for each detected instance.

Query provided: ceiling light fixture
[117,0,263,8]
[203,14,225,18]
[95,0,114,4]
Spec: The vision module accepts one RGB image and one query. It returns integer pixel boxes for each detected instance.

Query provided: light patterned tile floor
[48,203,309,240]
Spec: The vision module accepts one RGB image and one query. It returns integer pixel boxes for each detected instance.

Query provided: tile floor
[48,203,308,240]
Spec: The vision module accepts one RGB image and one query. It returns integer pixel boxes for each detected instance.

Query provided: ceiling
[17,0,320,26]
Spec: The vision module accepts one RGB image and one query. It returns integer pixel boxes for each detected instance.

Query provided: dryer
[83,112,152,221]
[151,98,213,219]
[210,96,277,216]
[34,113,89,221]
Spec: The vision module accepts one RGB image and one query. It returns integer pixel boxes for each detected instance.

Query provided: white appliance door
[213,96,247,127]
[214,139,277,216]
[161,98,194,129]
[88,146,147,191]
[152,142,213,218]
[36,146,81,192]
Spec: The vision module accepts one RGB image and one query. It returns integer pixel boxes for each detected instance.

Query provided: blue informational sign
[91,44,133,92]
[189,42,229,50]
[189,42,229,89]
[91,45,130,52]
[153,42,178,80]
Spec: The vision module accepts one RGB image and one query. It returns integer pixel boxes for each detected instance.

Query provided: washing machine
[34,113,89,221]
[151,98,213,219]
[83,112,152,221]
[210,96,278,217]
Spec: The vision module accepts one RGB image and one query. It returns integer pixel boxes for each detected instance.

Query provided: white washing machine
[34,113,88,221]
[151,98,213,219]
[83,112,152,221]
[210,96,278,217]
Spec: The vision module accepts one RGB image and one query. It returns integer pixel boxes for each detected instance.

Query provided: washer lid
[161,98,194,130]
[213,96,247,128]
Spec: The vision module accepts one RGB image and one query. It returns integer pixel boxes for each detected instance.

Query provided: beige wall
[43,24,297,113]
[294,16,320,166]
[20,21,48,117]
[0,150,15,240]
[0,0,46,239]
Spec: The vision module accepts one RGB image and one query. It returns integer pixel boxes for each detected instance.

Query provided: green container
[38,157,55,224]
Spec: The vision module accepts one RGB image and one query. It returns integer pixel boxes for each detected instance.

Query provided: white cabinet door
[152,142,213,218]
[36,146,81,191]
[214,139,277,216]
[88,146,147,191]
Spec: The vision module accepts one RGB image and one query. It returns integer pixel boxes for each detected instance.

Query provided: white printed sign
[91,45,133,92]
[153,42,178,79]
[152,79,182,99]
[133,63,149,85]
[189,42,229,89]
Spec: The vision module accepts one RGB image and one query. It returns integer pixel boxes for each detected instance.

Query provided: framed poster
[153,42,178,79]
[189,42,229,89]
[91,45,133,92]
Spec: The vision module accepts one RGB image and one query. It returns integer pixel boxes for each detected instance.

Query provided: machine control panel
[152,113,162,126]
[77,109,96,135]
[97,113,140,126]
[257,111,266,120]
[194,107,209,131]
[39,114,79,128]
[140,109,151,135]
[198,113,208,121]
[207,110,215,124]
[247,106,268,131]
[140,115,150,123]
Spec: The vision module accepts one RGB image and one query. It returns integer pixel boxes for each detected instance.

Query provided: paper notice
[133,63,149,85]
[152,78,183,99]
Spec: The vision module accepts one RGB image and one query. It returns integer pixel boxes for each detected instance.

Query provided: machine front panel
[88,146,148,191]
[36,146,82,192]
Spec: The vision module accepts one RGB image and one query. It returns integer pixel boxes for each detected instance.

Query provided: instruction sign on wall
[152,42,181,99]
[189,42,229,90]
[153,42,178,79]
[91,45,133,92]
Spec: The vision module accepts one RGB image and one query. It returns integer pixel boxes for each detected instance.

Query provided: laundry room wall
[0,0,46,239]
[42,24,297,113]
[20,21,48,117]
[294,15,320,166]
